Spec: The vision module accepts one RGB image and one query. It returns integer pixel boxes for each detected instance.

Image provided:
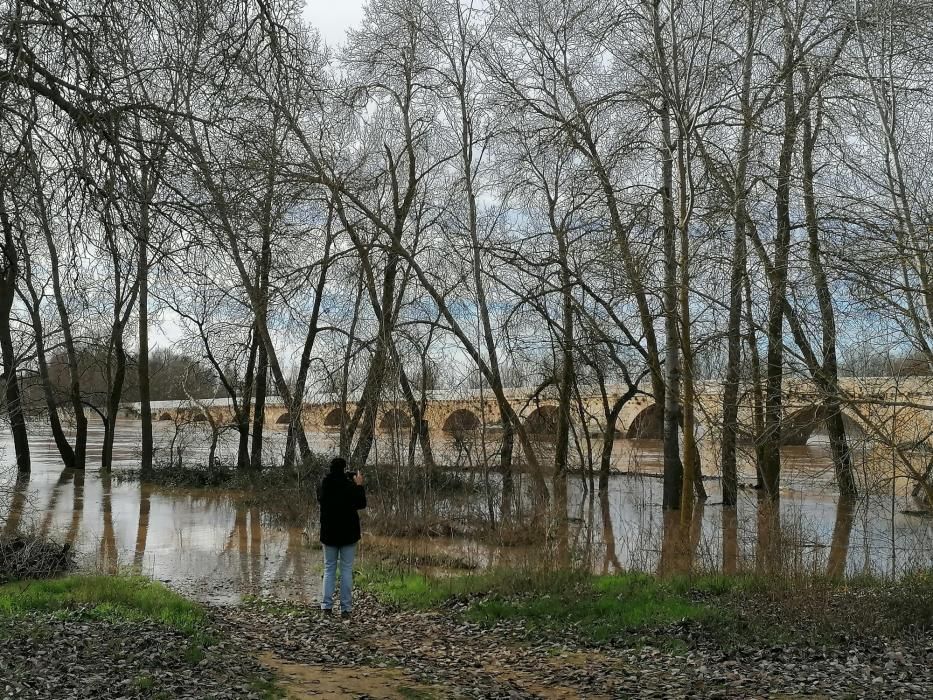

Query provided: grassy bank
[0,575,206,634]
[0,575,283,699]
[359,565,933,647]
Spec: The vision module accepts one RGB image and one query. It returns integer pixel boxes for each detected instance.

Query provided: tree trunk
[500,420,515,520]
[101,326,128,472]
[0,201,30,474]
[720,4,757,508]
[649,0,683,511]
[660,120,682,511]
[0,314,30,474]
[677,137,702,515]
[827,495,855,578]
[554,221,575,549]
[21,263,74,467]
[744,268,766,487]
[721,221,746,506]
[800,106,857,498]
[138,177,153,478]
[250,339,267,471]
[722,506,739,574]
[237,330,258,471]
[597,406,619,485]
[760,16,799,500]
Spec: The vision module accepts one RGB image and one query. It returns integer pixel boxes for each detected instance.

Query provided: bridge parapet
[126,376,933,447]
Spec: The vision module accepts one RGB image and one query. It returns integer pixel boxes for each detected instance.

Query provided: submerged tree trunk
[0,312,29,474]
[101,326,129,472]
[500,421,515,520]
[44,218,87,470]
[21,242,74,468]
[0,199,30,474]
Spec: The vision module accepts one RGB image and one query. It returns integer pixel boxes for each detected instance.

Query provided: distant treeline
[16,348,218,411]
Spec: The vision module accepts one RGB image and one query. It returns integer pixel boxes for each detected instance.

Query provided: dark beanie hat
[329,457,347,474]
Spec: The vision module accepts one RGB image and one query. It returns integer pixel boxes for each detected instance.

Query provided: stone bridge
[136,376,933,448]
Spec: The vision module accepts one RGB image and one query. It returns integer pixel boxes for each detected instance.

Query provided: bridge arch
[626,403,662,439]
[525,405,559,435]
[190,412,208,423]
[323,408,345,428]
[158,412,173,421]
[781,406,866,446]
[380,409,411,431]
[275,412,291,425]
[443,408,480,433]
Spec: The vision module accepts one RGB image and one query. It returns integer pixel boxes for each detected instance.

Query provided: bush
[0,534,74,584]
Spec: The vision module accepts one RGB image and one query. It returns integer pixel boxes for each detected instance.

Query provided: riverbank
[4,569,932,698]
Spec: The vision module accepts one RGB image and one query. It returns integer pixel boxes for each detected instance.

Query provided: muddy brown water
[1,419,931,604]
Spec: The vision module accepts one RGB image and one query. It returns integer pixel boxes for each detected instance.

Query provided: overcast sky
[302,1,367,45]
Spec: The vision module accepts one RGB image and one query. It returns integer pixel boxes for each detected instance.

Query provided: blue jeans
[321,543,357,612]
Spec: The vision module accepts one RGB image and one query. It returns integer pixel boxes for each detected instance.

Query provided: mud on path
[209,593,933,699]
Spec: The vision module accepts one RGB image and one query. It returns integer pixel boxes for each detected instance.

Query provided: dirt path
[260,651,442,699]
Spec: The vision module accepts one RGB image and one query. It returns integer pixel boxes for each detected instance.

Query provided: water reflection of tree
[755,492,782,575]
[599,487,622,574]
[827,496,856,579]
[658,503,705,576]
[722,506,739,575]
[64,469,84,547]
[229,503,264,593]
[274,526,311,604]
[98,471,118,573]
[133,482,152,570]
[38,468,78,539]
[2,472,30,536]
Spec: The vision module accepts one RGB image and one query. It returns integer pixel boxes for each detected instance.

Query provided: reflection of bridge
[134,377,933,447]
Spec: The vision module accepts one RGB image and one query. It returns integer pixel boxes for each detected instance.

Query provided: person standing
[317,457,366,618]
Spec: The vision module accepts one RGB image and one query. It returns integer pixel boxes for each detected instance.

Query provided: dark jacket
[317,469,367,547]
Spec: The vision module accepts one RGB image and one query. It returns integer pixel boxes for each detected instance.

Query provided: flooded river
[2,419,932,604]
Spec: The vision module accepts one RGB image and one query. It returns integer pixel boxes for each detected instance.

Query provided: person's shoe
[340,610,351,620]
[321,607,333,615]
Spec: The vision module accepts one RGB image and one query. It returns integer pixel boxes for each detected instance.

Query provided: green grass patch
[248,675,286,700]
[360,566,733,643]
[359,565,587,609]
[397,685,441,700]
[465,574,712,642]
[0,575,206,635]
[361,564,933,646]
[134,674,155,691]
